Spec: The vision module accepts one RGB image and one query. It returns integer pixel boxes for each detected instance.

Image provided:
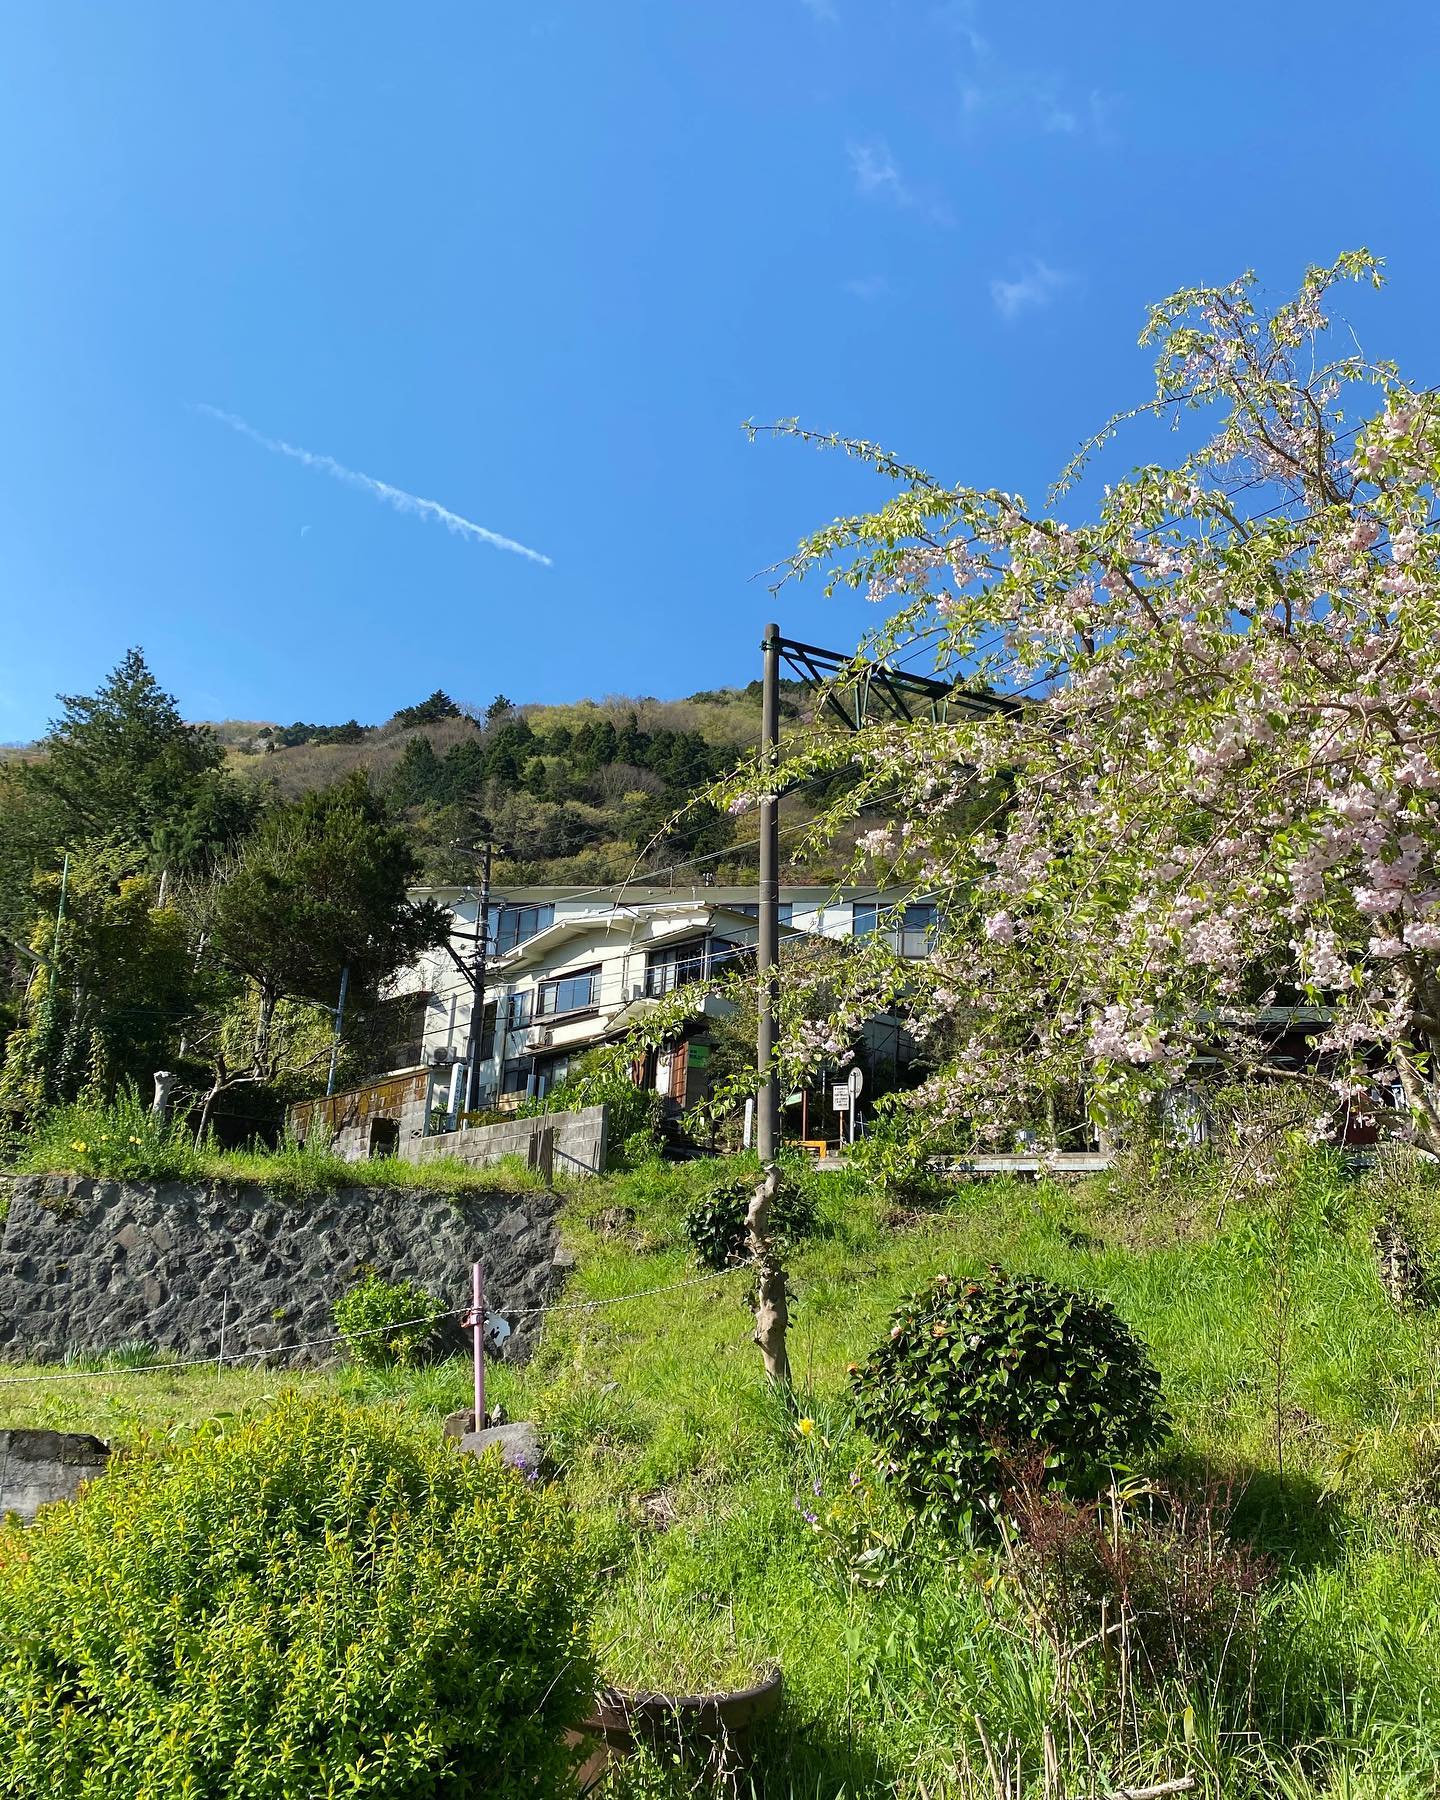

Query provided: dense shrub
[0,1396,592,1798]
[334,1270,448,1367]
[850,1269,1168,1530]
[684,1158,818,1270]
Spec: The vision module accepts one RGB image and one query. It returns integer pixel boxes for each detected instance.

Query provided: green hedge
[0,1395,592,1798]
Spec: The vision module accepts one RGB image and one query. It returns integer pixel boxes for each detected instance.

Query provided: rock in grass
[459,1420,543,1476]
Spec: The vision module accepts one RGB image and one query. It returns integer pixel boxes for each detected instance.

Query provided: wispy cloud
[798,0,838,20]
[843,274,890,302]
[193,405,552,567]
[960,72,1115,142]
[845,141,952,226]
[848,139,909,205]
[930,0,987,55]
[989,260,1072,320]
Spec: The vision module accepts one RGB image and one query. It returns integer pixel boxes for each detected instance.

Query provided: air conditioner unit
[428,1046,457,1068]
[628,984,645,1002]
[535,1028,554,1049]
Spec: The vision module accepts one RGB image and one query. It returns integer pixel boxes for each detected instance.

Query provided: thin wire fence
[0,1268,739,1389]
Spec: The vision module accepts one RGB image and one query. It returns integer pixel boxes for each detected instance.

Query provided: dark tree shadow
[1159,1446,1345,1572]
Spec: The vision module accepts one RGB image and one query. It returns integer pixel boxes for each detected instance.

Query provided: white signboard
[831,1085,851,1111]
[848,1066,864,1098]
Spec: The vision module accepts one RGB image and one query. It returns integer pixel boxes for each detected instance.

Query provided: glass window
[900,903,938,958]
[730,903,793,926]
[854,901,937,957]
[507,990,531,1029]
[536,966,598,1017]
[493,903,555,954]
[644,938,709,998]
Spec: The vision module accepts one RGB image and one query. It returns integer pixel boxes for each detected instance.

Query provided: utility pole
[756,624,781,1164]
[462,838,493,1119]
[325,965,350,1098]
[746,622,791,1386]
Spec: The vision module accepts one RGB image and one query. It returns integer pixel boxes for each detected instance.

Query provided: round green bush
[0,1395,593,1798]
[850,1268,1169,1530]
[683,1161,818,1270]
[334,1269,447,1367]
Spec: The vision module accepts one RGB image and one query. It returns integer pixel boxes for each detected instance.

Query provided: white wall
[388,886,921,1107]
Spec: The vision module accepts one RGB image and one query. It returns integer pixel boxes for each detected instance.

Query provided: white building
[390,883,937,1120]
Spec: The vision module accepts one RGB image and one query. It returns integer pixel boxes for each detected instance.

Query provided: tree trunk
[746,1163,791,1387]
[1392,1045,1440,1158]
[253,988,278,1078]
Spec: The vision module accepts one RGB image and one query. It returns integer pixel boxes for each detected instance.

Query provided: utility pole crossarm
[773,634,1018,734]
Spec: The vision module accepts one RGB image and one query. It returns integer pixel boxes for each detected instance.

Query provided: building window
[730,902,793,927]
[644,938,710,998]
[853,901,938,957]
[535,965,599,1018]
[507,989,531,1030]
[492,903,555,954]
[501,1053,570,1097]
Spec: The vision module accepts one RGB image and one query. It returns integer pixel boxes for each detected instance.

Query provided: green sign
[687,1043,711,1068]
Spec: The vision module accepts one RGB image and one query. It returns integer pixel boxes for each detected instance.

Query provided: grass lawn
[4,1155,1440,1796]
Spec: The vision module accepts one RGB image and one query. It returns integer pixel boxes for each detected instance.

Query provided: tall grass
[4,1151,1440,1794]
[7,1088,549,1197]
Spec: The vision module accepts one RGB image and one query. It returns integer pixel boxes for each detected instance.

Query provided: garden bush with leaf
[334,1269,447,1367]
[684,1156,818,1269]
[850,1269,1168,1530]
[0,1395,592,1798]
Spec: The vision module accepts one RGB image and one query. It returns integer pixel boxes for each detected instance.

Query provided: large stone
[0,1429,111,1524]
[458,1420,543,1474]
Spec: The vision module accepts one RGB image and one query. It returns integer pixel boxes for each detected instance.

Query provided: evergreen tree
[388,736,444,809]
[392,691,460,729]
[22,649,253,871]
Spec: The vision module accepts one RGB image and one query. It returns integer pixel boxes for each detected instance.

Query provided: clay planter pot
[571,1669,783,1790]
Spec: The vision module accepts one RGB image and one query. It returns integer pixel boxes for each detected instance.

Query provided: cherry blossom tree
[745,251,1440,1154]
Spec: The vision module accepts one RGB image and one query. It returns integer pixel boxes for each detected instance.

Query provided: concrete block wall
[289,1070,432,1162]
[404,1103,609,1179]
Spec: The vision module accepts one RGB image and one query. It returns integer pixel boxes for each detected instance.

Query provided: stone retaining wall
[0,1175,568,1366]
[0,1429,111,1523]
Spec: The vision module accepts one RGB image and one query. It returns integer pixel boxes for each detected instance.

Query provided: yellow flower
[796,1418,816,1438]
[71,1140,87,1153]
[128,1136,141,1145]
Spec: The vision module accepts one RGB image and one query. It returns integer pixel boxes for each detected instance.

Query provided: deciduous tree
[751,251,1440,1155]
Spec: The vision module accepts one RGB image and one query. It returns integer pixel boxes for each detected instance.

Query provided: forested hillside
[0,653,863,1136]
[215,682,853,888]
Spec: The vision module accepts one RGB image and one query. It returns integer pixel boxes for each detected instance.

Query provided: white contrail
[194,404,552,567]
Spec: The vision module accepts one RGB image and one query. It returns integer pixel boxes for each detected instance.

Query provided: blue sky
[2,1,1438,741]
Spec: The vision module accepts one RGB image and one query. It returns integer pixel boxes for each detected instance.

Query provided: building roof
[492,901,759,976]
[412,882,903,907]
